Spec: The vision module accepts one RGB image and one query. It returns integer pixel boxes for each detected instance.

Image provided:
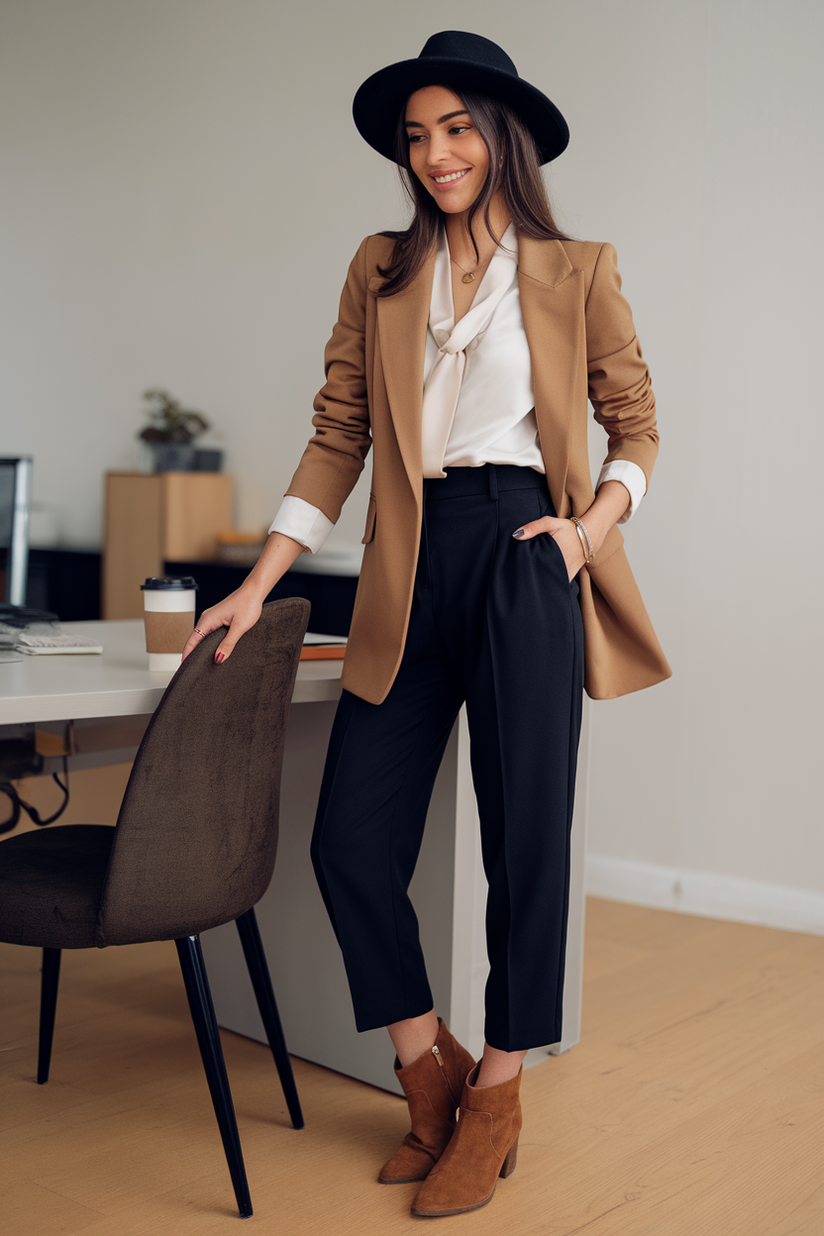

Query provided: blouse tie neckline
[421,224,518,478]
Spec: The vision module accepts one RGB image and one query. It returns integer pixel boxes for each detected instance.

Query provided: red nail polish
[215,652,225,664]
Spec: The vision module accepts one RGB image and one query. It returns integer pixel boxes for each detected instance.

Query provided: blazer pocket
[361,495,377,544]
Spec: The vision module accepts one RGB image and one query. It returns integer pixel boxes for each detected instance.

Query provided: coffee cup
[141,576,198,671]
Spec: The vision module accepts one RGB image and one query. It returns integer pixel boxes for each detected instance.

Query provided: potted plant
[138,389,210,472]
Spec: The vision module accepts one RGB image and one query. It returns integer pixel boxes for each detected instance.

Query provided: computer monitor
[0,457,33,606]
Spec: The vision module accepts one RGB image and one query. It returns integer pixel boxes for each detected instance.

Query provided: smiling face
[404,85,490,216]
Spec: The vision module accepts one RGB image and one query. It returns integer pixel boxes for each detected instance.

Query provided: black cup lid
[140,576,198,591]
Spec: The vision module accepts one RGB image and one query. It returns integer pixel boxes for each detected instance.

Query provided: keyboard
[0,623,103,655]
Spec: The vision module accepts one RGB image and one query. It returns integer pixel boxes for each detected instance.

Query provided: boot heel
[499,1136,519,1179]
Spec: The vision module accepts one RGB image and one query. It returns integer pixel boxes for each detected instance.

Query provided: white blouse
[421,224,540,475]
[270,227,646,553]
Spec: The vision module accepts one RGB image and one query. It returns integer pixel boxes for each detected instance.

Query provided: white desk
[0,620,344,724]
[0,620,345,771]
[0,620,588,1092]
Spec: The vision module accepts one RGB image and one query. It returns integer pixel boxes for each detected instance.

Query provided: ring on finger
[194,628,206,639]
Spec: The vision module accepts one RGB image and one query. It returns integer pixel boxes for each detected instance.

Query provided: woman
[184,31,670,1218]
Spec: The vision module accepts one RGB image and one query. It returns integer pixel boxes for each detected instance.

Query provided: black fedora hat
[353,30,569,167]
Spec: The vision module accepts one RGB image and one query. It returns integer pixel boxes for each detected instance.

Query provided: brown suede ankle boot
[378,1018,476,1184]
[410,1064,523,1216]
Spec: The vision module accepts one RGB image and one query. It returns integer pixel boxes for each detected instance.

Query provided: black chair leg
[37,947,61,1084]
[175,935,253,1219]
[235,907,305,1130]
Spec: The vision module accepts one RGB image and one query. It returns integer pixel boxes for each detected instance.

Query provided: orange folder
[300,643,347,661]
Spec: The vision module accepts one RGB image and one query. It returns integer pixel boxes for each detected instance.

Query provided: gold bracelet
[570,517,594,564]
[572,522,590,564]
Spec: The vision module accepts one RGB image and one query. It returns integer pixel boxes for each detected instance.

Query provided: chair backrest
[96,597,310,947]
[0,457,32,605]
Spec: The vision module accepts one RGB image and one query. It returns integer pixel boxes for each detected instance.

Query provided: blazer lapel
[371,245,437,494]
[518,236,588,514]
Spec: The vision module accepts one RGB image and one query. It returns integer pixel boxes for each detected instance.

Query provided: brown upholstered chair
[0,597,311,1218]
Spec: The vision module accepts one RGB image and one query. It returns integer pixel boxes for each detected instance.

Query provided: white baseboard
[585,855,824,937]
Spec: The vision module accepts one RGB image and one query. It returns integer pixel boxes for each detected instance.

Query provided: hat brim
[353,57,569,166]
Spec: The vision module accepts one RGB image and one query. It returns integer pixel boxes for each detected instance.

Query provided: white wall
[1,1,821,925]
[575,0,824,925]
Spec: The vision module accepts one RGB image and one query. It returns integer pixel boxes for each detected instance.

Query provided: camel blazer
[285,232,671,705]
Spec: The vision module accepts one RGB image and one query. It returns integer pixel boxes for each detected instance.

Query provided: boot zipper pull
[432,1045,458,1107]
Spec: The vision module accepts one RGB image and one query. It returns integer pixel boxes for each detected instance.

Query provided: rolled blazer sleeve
[585,243,658,489]
[284,237,373,524]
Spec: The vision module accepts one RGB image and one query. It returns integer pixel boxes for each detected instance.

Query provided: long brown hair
[376,87,571,297]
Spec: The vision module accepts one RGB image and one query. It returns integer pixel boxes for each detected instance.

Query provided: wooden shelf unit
[103,471,233,619]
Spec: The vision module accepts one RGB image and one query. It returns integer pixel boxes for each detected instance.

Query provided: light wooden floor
[2,898,822,1236]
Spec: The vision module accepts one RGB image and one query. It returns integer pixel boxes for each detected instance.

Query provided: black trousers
[310,464,584,1052]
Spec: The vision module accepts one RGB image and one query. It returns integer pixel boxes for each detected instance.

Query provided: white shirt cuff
[268,496,335,554]
[596,459,647,524]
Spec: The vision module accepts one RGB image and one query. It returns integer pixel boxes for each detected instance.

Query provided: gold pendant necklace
[450,257,476,284]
